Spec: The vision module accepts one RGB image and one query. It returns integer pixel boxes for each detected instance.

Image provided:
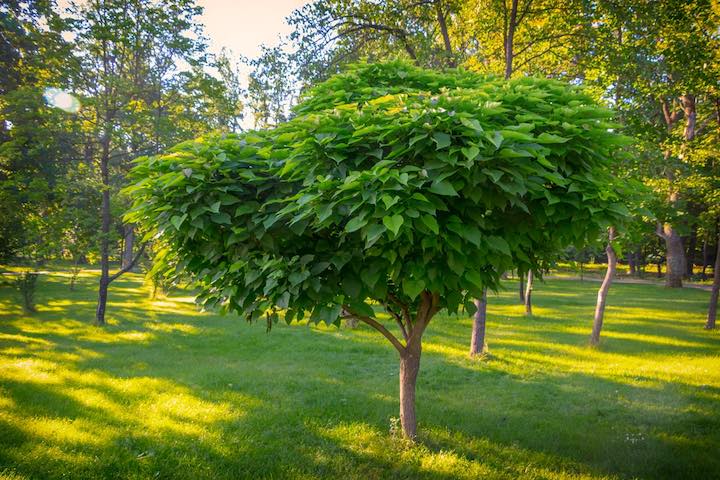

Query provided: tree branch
[344,306,406,353]
[515,0,534,27]
[388,293,412,336]
[513,32,579,58]
[434,0,455,66]
[108,243,147,284]
[383,302,410,341]
[409,291,438,342]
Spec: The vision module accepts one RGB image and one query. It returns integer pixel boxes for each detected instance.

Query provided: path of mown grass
[0,270,718,479]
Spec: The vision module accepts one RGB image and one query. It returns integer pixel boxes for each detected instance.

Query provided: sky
[197,0,310,58]
[57,0,310,59]
[54,0,310,128]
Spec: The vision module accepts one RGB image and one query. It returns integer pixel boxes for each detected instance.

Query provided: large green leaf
[345,215,368,232]
[402,277,425,300]
[429,180,458,196]
[383,214,404,236]
[421,215,439,234]
[432,132,451,150]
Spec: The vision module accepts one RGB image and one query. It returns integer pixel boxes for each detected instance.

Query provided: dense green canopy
[126,61,629,325]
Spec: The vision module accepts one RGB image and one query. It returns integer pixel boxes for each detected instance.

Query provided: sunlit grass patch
[0,270,718,479]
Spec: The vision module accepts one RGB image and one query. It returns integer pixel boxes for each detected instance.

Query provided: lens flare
[44,88,81,113]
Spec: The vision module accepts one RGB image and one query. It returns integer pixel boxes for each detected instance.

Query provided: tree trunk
[681,94,696,141]
[121,224,135,270]
[95,133,111,326]
[524,270,533,315]
[504,0,519,79]
[434,0,454,67]
[518,272,525,302]
[657,95,689,289]
[352,291,437,441]
[590,227,617,345]
[706,235,720,329]
[399,340,421,440]
[702,238,709,280]
[469,288,487,356]
[686,226,697,277]
[663,224,685,288]
[628,250,636,275]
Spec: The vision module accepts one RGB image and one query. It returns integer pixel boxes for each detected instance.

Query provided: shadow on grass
[1,273,719,479]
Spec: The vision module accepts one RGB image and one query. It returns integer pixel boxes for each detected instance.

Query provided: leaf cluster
[127,61,630,327]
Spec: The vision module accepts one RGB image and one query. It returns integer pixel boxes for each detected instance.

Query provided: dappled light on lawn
[0,271,719,479]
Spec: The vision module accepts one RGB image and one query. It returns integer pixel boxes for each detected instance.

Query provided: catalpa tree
[126,62,629,439]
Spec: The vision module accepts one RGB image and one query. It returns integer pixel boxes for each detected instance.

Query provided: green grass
[1,270,719,479]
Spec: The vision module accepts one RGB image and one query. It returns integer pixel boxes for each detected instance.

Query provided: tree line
[1,1,718,325]
[1,0,245,322]
[247,0,720,326]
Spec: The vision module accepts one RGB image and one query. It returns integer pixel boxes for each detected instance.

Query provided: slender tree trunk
[121,224,135,270]
[399,339,421,439]
[706,234,720,329]
[504,0,519,79]
[95,133,111,326]
[686,227,697,277]
[681,94,696,141]
[519,272,525,302]
[628,252,636,276]
[352,291,437,441]
[469,288,487,356]
[591,227,617,345]
[702,238,709,280]
[524,270,533,315]
[434,0,454,67]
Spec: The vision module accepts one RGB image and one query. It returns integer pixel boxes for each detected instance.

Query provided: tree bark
[681,94,696,141]
[518,272,525,302]
[121,224,135,270]
[590,227,617,346]
[434,0,454,67]
[662,223,686,288]
[95,132,111,326]
[657,96,688,288]
[706,234,720,329]
[686,226,697,277]
[504,0,519,79]
[399,339,421,439]
[524,270,533,315]
[349,291,437,441]
[469,288,487,356]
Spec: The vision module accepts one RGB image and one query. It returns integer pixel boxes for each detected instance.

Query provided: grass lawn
[1,270,719,479]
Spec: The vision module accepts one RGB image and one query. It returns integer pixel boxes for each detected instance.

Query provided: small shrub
[15,271,39,313]
[69,264,82,291]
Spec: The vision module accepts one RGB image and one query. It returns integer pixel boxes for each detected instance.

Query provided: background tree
[65,0,242,324]
[585,0,718,288]
[456,0,586,80]
[0,0,80,262]
[590,227,617,345]
[469,288,488,356]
